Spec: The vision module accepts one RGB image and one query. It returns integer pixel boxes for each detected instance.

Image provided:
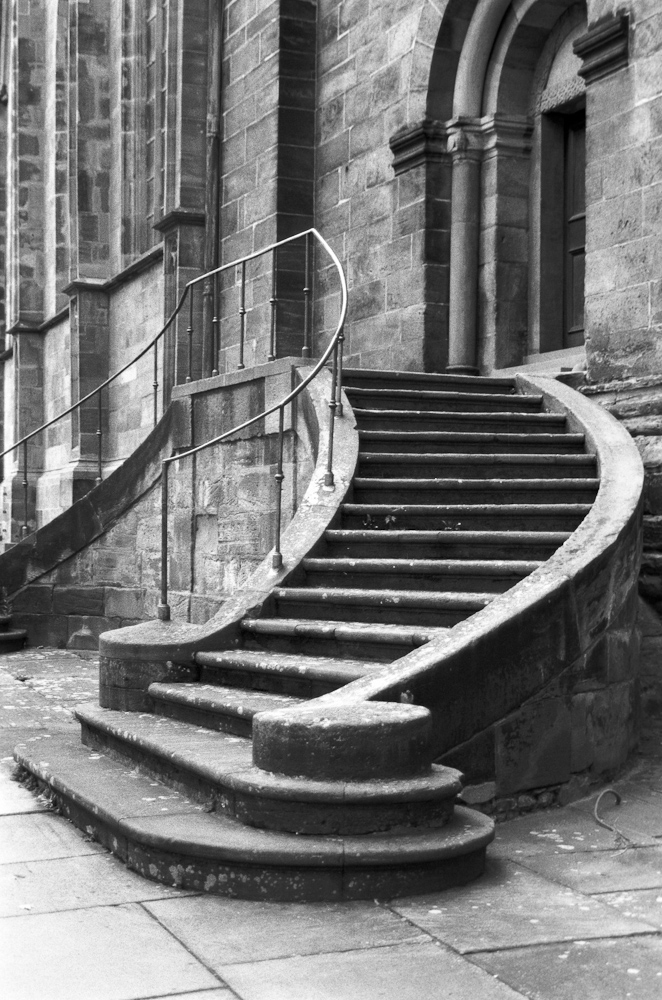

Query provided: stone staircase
[16,368,606,901]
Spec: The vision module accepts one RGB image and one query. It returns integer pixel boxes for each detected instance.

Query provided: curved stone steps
[272,586,495,626]
[239,616,448,662]
[351,477,599,505]
[340,502,592,531]
[358,429,588,454]
[300,557,542,593]
[345,386,544,413]
[14,731,493,900]
[322,529,571,561]
[148,683,303,735]
[357,452,597,479]
[351,407,568,434]
[195,648,376,696]
[341,368,517,395]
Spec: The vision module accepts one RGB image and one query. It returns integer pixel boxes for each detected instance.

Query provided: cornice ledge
[389,120,449,175]
[573,11,629,85]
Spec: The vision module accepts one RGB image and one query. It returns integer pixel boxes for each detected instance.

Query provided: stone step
[195,648,373,697]
[352,408,567,434]
[345,387,543,414]
[0,627,27,652]
[149,682,303,736]
[240,616,449,662]
[351,477,599,505]
[301,557,541,594]
[273,587,494,627]
[342,367,516,395]
[14,731,494,900]
[340,503,591,532]
[357,452,597,480]
[322,529,570,561]
[72,707,472,838]
[358,430,586,454]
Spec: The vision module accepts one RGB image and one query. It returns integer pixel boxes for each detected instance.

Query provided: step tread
[303,557,543,574]
[342,502,592,513]
[14,732,494,867]
[346,388,542,406]
[343,367,515,389]
[358,452,595,465]
[359,431,584,443]
[353,477,599,488]
[148,683,304,718]
[325,529,571,543]
[76,703,254,775]
[274,587,495,608]
[353,408,565,422]
[195,649,375,683]
[240,617,448,645]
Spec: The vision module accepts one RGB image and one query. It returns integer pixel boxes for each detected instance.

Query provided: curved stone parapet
[255,375,644,796]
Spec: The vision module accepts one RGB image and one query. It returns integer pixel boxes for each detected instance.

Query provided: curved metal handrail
[157,228,348,619]
[0,228,345,545]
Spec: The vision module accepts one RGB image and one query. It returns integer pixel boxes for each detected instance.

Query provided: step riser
[351,485,599,505]
[153,699,253,737]
[273,599,479,627]
[357,460,596,480]
[346,393,541,414]
[242,633,409,663]
[302,571,532,594]
[342,372,516,394]
[354,413,566,434]
[323,540,565,560]
[341,509,588,531]
[199,663,343,698]
[359,436,586,455]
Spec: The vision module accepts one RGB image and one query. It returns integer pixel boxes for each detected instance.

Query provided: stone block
[570,682,636,776]
[495,693,572,796]
[11,585,53,614]
[52,586,105,616]
[12,613,69,649]
[103,587,145,620]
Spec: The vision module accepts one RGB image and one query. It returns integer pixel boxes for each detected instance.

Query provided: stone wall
[11,362,316,648]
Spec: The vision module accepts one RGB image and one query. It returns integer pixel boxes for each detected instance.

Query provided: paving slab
[143,895,427,966]
[0,851,192,917]
[391,857,655,953]
[0,759,48,815]
[571,790,662,842]
[600,888,662,929]
[490,805,624,858]
[520,845,662,894]
[0,811,105,864]
[0,902,222,1000]
[471,937,662,1000]
[219,940,528,1000]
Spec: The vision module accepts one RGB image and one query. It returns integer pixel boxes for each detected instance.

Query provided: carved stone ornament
[389,120,449,175]
[573,11,629,85]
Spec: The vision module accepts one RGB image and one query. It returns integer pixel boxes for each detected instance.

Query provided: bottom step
[14,730,494,902]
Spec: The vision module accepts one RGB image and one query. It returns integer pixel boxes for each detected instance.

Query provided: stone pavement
[1,648,662,1000]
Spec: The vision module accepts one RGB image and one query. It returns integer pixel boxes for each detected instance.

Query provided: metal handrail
[157,227,347,619]
[1,228,343,544]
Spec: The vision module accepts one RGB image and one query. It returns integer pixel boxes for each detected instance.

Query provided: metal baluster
[324,342,339,488]
[96,388,103,486]
[302,231,311,358]
[336,325,345,418]
[212,271,219,376]
[268,247,277,362]
[238,260,246,370]
[272,405,285,569]
[186,286,194,382]
[158,460,170,620]
[153,338,159,426]
[21,440,29,537]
